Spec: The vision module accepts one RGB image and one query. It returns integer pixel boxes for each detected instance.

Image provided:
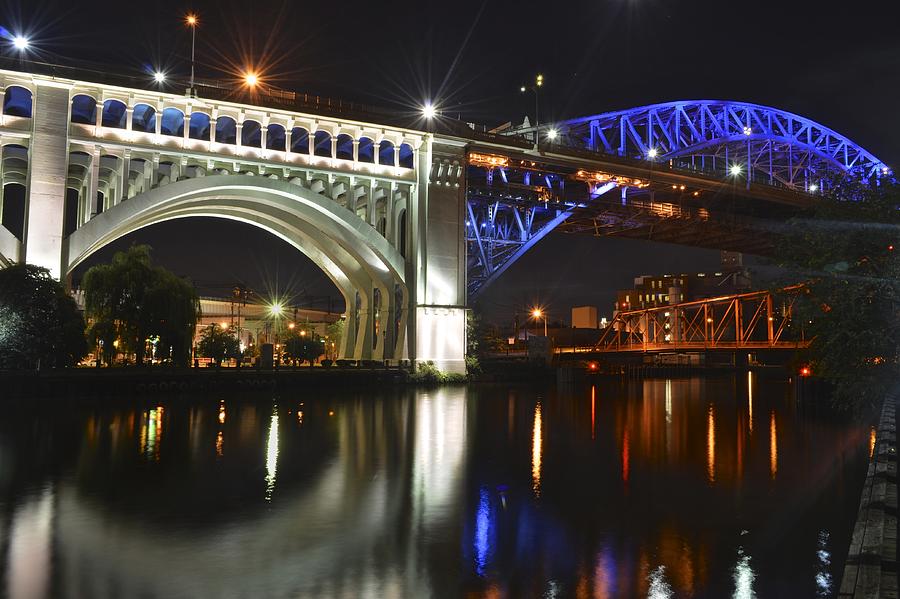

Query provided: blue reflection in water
[474,487,492,576]
[815,530,833,597]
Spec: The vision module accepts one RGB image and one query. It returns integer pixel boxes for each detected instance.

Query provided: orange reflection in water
[532,402,542,497]
[706,405,716,483]
[622,427,630,485]
[215,430,224,457]
[218,401,226,424]
[769,410,778,480]
[869,426,877,458]
[747,371,753,434]
[591,386,596,440]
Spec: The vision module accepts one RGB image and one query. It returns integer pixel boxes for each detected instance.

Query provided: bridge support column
[409,137,467,374]
[23,81,71,279]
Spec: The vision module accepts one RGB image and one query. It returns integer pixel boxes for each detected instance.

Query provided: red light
[589,362,598,371]
[889,245,894,251]
[800,366,811,376]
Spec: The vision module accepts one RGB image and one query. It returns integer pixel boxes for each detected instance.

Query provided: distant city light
[743,126,752,136]
[546,128,558,140]
[153,71,166,83]
[422,103,436,119]
[520,85,526,93]
[730,164,742,176]
[12,36,28,50]
[647,148,658,159]
[535,74,544,87]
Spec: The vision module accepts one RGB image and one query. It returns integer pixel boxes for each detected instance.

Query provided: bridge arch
[65,175,409,360]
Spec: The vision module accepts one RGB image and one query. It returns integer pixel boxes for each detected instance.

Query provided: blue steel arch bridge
[464,100,889,297]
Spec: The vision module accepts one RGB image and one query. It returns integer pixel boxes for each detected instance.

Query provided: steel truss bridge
[592,286,809,353]
[465,100,889,297]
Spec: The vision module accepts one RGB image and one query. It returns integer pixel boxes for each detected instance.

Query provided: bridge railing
[593,286,809,353]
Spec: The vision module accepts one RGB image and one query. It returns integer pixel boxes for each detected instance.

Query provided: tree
[324,320,343,360]
[196,324,241,365]
[82,245,199,367]
[283,329,324,365]
[778,175,900,407]
[0,263,87,369]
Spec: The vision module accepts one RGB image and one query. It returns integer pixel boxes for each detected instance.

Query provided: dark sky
[16,0,899,323]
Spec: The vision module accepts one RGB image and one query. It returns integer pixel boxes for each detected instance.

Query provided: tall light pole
[520,73,544,148]
[186,14,199,93]
[532,308,548,337]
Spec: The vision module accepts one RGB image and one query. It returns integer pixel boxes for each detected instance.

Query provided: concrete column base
[415,306,466,374]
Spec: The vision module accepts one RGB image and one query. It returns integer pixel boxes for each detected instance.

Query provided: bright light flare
[743,126,753,136]
[647,148,658,159]
[269,302,284,317]
[244,71,259,87]
[546,128,558,141]
[730,164,742,176]
[809,184,818,192]
[531,308,543,319]
[421,103,436,119]
[153,71,166,83]
[12,35,28,50]
[185,14,198,26]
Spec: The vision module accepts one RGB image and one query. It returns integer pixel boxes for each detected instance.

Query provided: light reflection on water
[0,377,873,598]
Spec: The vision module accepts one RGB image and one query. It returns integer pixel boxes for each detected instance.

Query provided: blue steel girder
[557,101,888,190]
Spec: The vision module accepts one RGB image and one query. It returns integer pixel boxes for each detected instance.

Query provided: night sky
[12,0,899,323]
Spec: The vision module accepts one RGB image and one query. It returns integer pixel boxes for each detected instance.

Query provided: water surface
[0,375,872,598]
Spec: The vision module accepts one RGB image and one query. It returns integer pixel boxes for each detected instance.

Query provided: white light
[730,164,742,176]
[153,71,166,83]
[422,103,436,119]
[12,36,28,50]
[647,148,658,159]
[743,126,752,136]
[546,128,558,140]
[809,184,818,192]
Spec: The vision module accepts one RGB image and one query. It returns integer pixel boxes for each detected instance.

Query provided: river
[0,374,873,598]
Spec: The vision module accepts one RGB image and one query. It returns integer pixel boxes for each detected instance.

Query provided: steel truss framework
[594,287,809,353]
[558,100,888,189]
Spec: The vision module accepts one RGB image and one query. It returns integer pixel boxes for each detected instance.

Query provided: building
[614,253,752,313]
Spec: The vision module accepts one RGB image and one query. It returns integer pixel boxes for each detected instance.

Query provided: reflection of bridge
[0,63,886,368]
[591,287,809,354]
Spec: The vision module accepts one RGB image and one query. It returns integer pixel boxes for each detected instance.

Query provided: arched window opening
[266,124,286,151]
[132,104,156,133]
[3,86,32,118]
[378,140,395,166]
[102,99,127,128]
[290,127,309,153]
[314,131,332,158]
[335,134,354,161]
[398,209,407,257]
[188,112,211,140]
[242,120,261,147]
[399,143,414,169]
[70,94,96,124]
[358,137,375,163]
[160,108,185,137]
[215,116,236,144]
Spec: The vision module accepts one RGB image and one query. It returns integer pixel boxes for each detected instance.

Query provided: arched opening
[102,99,127,128]
[132,104,156,133]
[267,124,286,151]
[160,108,185,137]
[242,120,261,148]
[314,131,332,158]
[290,127,309,154]
[398,143,414,169]
[397,209,407,258]
[358,137,375,163]
[70,94,96,125]
[1,183,26,241]
[378,140,395,166]
[189,112,211,140]
[215,116,237,144]
[335,134,354,161]
[3,86,32,118]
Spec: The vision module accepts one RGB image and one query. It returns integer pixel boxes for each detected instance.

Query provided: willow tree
[778,175,900,407]
[82,245,199,366]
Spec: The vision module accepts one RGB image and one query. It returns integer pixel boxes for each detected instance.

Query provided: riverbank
[839,393,898,598]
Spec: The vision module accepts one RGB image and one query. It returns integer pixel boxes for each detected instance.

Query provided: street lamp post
[532,308,548,337]
[520,73,544,148]
[186,14,199,93]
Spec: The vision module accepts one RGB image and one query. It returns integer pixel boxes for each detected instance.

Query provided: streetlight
[520,73,544,147]
[730,164,742,177]
[153,71,166,84]
[647,148,658,159]
[422,102,436,119]
[11,35,28,51]
[185,13,199,92]
[269,302,284,317]
[546,127,558,141]
[244,71,259,88]
[532,308,548,337]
